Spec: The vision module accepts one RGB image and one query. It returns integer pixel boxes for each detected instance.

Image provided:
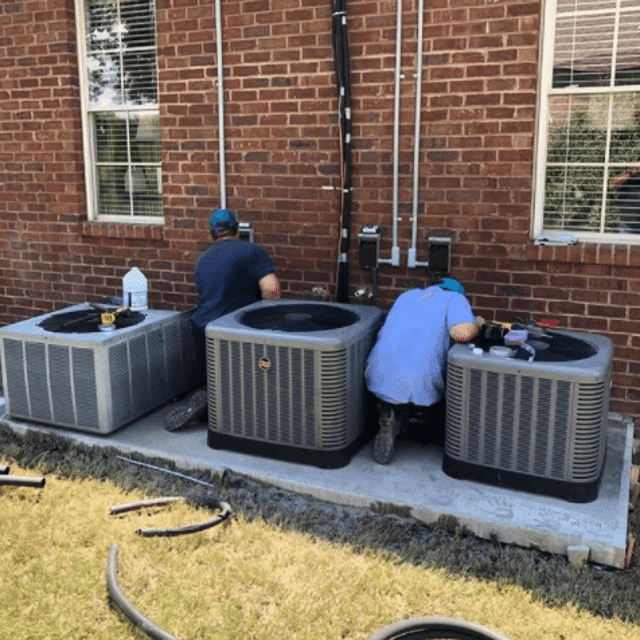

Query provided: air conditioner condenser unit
[205,300,383,468]
[0,303,204,434]
[443,329,613,503]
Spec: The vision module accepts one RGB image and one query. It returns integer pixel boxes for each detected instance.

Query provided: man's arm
[450,316,485,343]
[259,273,281,300]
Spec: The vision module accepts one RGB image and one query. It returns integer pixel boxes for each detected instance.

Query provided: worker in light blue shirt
[365,277,484,464]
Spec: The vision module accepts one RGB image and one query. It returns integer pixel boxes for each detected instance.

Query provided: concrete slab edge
[243,472,628,569]
[238,418,635,569]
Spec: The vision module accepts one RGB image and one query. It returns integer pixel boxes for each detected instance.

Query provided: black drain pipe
[0,475,46,488]
[107,544,181,640]
[332,0,352,303]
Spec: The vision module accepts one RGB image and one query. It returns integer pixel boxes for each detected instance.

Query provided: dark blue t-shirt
[190,239,276,338]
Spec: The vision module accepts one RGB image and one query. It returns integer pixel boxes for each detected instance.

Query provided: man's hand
[450,316,484,343]
[259,273,281,300]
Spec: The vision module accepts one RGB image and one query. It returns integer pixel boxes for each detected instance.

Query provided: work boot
[373,405,400,465]
[165,387,208,431]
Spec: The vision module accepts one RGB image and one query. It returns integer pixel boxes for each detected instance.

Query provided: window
[534,0,640,240]
[75,0,163,221]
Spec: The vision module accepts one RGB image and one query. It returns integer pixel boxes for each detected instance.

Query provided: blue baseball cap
[209,208,238,233]
[438,277,466,296]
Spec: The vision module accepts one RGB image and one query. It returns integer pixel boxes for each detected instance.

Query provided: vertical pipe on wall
[332,0,353,302]
[215,0,227,209]
[408,0,429,268]
[378,0,403,267]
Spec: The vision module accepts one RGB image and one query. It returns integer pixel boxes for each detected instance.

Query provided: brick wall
[0,0,86,318]
[0,0,639,422]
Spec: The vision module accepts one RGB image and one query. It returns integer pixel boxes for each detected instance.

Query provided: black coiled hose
[106,544,181,640]
[365,617,513,640]
[109,495,231,537]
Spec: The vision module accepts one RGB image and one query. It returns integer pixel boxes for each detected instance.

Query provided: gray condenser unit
[205,300,383,468]
[443,329,613,502]
[0,303,204,434]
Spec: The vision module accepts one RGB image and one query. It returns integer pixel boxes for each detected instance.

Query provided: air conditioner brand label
[258,357,272,372]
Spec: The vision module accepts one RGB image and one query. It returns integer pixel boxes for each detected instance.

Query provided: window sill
[527,241,640,266]
[81,222,165,243]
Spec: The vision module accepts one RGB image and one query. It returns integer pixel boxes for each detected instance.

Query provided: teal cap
[210,208,238,233]
[438,277,466,296]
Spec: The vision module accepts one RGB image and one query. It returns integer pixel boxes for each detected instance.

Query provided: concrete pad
[0,396,633,568]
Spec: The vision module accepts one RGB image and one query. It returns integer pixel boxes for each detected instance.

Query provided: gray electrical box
[358,226,380,269]
[239,222,254,243]
[428,235,452,274]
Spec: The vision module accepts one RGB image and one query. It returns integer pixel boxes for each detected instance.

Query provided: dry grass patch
[1,457,639,640]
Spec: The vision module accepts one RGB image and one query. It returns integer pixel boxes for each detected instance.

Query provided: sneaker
[165,387,208,431]
[373,405,399,465]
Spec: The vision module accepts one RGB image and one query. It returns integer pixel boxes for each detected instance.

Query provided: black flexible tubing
[332,0,345,299]
[109,497,186,516]
[0,475,46,488]
[109,496,232,537]
[365,616,514,640]
[332,0,352,303]
[136,501,231,537]
[106,544,182,640]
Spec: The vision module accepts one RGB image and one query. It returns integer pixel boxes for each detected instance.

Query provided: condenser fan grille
[239,303,358,332]
[512,331,597,362]
[38,309,145,333]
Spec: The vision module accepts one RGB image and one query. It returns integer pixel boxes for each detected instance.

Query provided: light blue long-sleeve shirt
[365,286,476,406]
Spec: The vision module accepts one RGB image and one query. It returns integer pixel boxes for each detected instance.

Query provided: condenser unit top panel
[450,330,613,383]
[205,300,383,349]
[0,303,180,346]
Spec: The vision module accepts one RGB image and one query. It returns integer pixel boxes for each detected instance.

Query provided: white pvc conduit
[378,0,403,267]
[215,0,227,209]
[407,0,429,268]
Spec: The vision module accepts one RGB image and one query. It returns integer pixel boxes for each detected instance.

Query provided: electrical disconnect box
[428,235,452,275]
[358,226,380,269]
[239,222,254,243]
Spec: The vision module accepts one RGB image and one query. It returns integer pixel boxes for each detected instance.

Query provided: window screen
[538,0,640,237]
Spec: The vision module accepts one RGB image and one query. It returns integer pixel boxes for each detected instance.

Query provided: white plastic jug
[122,267,148,310]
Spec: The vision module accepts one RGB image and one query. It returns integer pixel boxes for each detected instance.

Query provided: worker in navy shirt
[190,209,281,342]
[365,277,484,464]
[167,208,281,430]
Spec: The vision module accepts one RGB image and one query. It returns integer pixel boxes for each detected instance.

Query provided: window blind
[541,0,640,236]
[83,0,162,219]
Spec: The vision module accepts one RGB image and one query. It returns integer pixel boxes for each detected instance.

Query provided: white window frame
[74,0,163,223]
[533,0,640,244]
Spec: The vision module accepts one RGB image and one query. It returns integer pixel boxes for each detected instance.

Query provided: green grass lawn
[1,450,639,640]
